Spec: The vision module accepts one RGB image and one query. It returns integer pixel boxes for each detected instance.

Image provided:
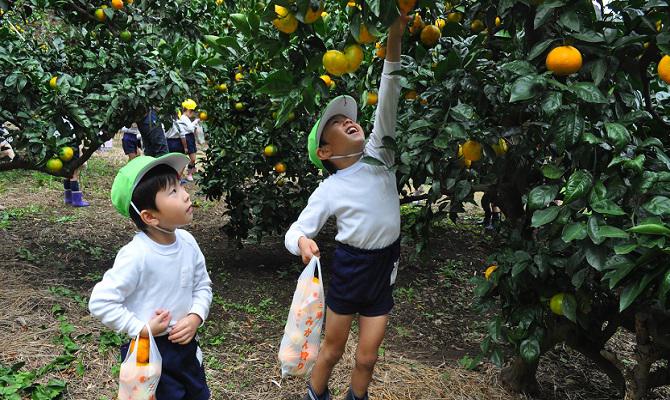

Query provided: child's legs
[350,314,388,397]
[310,307,354,395]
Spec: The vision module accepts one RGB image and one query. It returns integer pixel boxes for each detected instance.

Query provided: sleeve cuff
[382,61,402,75]
[285,230,303,256]
[189,304,209,326]
[127,317,146,338]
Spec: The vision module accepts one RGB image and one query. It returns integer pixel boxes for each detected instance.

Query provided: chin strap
[130,201,178,234]
[329,151,364,160]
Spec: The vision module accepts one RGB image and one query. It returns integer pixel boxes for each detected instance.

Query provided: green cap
[308,95,358,169]
[111,153,190,218]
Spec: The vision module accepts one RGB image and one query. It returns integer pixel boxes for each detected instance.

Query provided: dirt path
[0,144,637,399]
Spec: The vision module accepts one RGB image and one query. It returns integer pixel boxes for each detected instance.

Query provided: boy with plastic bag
[89,153,212,400]
[283,13,409,400]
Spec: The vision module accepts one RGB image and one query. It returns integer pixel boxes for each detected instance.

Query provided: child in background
[121,123,142,161]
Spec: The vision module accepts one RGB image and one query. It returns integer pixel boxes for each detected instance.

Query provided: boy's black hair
[129,164,180,232]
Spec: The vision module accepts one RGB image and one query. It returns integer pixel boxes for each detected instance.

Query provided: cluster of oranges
[94,2,133,42]
[46,146,75,174]
[263,144,287,175]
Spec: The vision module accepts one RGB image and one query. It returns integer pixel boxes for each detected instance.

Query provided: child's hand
[142,309,171,337]
[168,313,202,345]
[298,236,320,265]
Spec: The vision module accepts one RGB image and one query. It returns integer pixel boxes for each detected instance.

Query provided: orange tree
[197,0,670,397]
[0,0,211,176]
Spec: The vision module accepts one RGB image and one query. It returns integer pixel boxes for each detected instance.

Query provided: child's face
[152,181,193,228]
[318,114,365,160]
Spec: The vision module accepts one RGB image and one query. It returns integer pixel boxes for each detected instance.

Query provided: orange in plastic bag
[118,325,161,400]
[278,257,325,377]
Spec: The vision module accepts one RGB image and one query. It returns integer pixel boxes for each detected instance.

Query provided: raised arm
[365,15,409,166]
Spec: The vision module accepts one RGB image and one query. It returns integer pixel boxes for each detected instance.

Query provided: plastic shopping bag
[118,325,162,400]
[278,256,325,377]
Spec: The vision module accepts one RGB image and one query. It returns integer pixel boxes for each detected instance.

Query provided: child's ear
[140,209,160,227]
[316,145,332,161]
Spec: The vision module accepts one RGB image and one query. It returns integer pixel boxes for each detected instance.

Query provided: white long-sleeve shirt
[285,61,402,255]
[89,229,212,337]
[166,114,197,139]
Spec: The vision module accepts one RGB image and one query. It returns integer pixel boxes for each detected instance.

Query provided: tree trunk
[627,312,654,400]
[500,356,539,394]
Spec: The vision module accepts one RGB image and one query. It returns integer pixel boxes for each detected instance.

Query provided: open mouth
[346,126,358,135]
[186,205,193,214]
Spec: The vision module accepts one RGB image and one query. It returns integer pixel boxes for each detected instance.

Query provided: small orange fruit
[471,19,485,33]
[420,25,441,47]
[264,145,278,157]
[344,44,364,73]
[274,162,287,173]
[46,158,63,173]
[658,55,670,84]
[355,24,376,45]
[273,5,299,34]
[130,337,150,365]
[322,50,348,76]
[462,140,482,162]
[94,8,106,22]
[366,92,378,106]
[545,46,583,76]
[485,265,497,280]
[199,111,208,121]
[111,0,123,10]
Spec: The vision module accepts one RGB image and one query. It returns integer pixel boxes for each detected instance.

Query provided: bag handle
[312,256,323,283]
[125,324,155,364]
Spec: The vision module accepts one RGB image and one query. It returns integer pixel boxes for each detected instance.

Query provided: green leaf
[408,119,432,131]
[604,122,631,151]
[541,92,563,116]
[563,170,593,204]
[509,75,544,103]
[659,269,670,305]
[554,109,584,153]
[591,59,607,86]
[642,196,670,216]
[531,206,561,227]
[534,0,565,29]
[528,39,555,60]
[450,102,476,121]
[528,185,559,210]
[620,272,657,312]
[587,216,605,245]
[541,164,564,179]
[570,82,608,104]
[229,13,252,36]
[434,51,461,80]
[598,226,629,239]
[562,293,577,322]
[572,268,588,289]
[571,31,605,43]
[520,338,540,363]
[585,246,608,271]
[258,70,294,95]
[591,199,626,216]
[454,180,472,201]
[614,243,638,255]
[628,224,670,237]
[562,222,587,242]
[602,256,636,289]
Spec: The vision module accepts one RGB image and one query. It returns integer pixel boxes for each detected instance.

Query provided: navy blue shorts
[167,134,196,155]
[122,133,142,155]
[120,336,209,400]
[326,238,400,317]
